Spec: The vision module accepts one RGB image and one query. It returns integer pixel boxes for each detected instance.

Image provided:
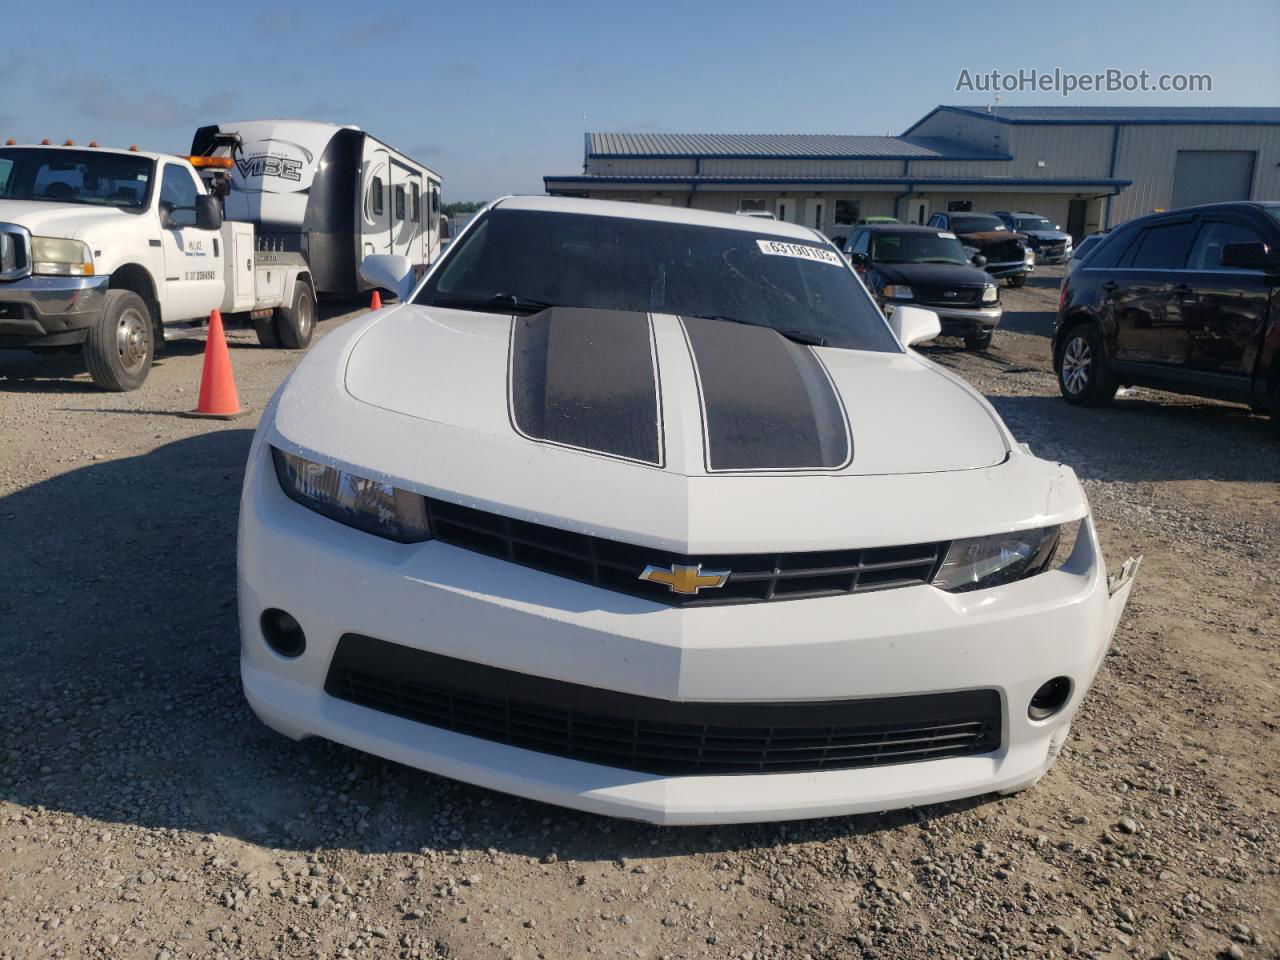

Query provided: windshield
[1015,217,1055,231]
[950,215,1006,233]
[417,208,900,352]
[872,231,970,265]
[0,148,153,209]
[1265,206,1280,228]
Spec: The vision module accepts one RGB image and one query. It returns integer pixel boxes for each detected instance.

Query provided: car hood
[266,305,1090,553]
[0,199,134,239]
[957,229,1026,245]
[1022,229,1071,243]
[339,305,1008,478]
[874,262,992,287]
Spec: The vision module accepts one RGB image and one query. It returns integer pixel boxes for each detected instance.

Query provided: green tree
[443,201,486,216]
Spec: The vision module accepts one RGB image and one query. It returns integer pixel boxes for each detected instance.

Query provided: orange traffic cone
[186,309,248,419]
[370,289,382,310]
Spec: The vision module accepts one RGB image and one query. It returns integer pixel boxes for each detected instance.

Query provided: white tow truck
[0,141,316,390]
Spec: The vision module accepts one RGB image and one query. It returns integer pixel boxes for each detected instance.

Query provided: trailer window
[370,177,384,217]
[412,183,421,223]
[395,185,406,221]
[431,186,440,215]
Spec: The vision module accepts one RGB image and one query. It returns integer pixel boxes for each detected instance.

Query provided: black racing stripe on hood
[680,316,851,473]
[509,307,663,466]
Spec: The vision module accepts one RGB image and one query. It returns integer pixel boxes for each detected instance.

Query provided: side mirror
[196,195,222,231]
[359,254,416,301]
[849,251,869,268]
[971,253,988,267]
[1220,241,1280,270]
[888,305,941,348]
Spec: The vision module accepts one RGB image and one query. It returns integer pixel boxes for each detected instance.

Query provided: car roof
[860,224,954,234]
[495,195,828,241]
[0,142,171,163]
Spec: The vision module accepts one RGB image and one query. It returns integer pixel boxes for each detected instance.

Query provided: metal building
[544,105,1280,241]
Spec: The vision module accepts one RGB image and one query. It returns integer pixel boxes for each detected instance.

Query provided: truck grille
[325,635,1004,776]
[0,225,31,281]
[423,498,946,606]
[915,286,982,307]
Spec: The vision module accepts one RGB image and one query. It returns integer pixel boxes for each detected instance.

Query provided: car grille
[985,240,1025,263]
[1040,242,1066,258]
[914,286,982,307]
[0,226,31,281]
[422,498,946,607]
[325,635,1004,776]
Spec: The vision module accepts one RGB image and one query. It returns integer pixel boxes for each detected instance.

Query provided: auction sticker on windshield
[755,239,844,266]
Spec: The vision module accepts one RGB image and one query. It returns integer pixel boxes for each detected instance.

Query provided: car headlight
[981,284,998,304]
[31,236,94,276]
[883,284,914,300]
[1024,247,1036,265]
[932,522,1077,593]
[271,447,431,543]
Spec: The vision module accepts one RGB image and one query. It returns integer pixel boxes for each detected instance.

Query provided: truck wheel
[275,282,315,350]
[253,313,280,348]
[964,330,993,351]
[1006,274,1027,289]
[1055,322,1117,407]
[84,290,153,391]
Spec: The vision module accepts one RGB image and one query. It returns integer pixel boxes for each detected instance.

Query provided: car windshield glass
[1265,206,1280,228]
[950,215,1006,232]
[0,148,152,209]
[1015,217,1055,231]
[417,208,900,352]
[871,231,970,265]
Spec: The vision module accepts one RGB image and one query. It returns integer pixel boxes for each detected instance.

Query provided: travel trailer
[190,120,442,297]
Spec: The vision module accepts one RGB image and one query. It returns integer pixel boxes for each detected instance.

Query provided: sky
[2,0,1277,202]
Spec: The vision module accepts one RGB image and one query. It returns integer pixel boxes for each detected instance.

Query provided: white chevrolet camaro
[238,196,1140,825]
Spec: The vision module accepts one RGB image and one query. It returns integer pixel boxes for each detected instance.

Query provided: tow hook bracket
[1108,555,1142,597]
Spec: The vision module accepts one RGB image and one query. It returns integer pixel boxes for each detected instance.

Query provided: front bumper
[0,274,109,346]
[888,302,1002,335]
[984,260,1033,279]
[238,439,1138,825]
[1035,249,1071,265]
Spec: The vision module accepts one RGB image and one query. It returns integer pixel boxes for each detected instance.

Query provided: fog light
[1028,677,1072,720]
[261,608,306,658]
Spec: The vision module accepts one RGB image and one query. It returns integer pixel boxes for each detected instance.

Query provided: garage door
[1171,151,1255,208]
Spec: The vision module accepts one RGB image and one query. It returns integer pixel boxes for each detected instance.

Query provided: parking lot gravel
[2,270,1277,960]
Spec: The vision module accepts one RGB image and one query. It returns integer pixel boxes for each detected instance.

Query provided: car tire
[1006,274,1027,289]
[253,312,280,348]
[275,281,315,350]
[83,290,153,391]
[1271,384,1280,439]
[1055,322,1117,407]
[964,330,993,351]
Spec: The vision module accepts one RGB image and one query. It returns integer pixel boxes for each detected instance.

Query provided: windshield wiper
[419,293,555,315]
[689,314,829,347]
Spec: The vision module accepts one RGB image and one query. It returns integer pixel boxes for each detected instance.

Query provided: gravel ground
[2,271,1277,960]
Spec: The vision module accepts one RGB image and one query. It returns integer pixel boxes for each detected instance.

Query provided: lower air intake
[325,635,1002,776]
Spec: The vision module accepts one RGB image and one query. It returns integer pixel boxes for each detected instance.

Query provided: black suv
[844,224,1001,350]
[1053,201,1280,432]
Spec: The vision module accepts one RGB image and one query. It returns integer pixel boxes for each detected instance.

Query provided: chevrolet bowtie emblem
[639,562,731,595]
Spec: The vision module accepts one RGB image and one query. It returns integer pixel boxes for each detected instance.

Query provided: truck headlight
[883,284,914,300]
[1024,247,1036,265]
[31,236,95,276]
[981,284,998,304]
[271,447,431,543]
[933,523,1077,593]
